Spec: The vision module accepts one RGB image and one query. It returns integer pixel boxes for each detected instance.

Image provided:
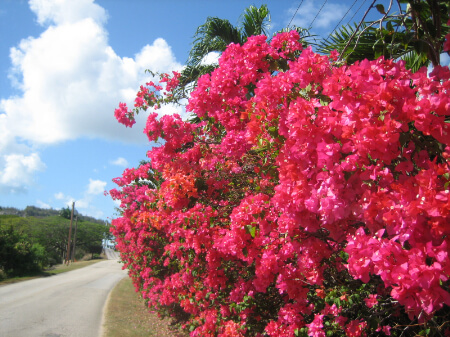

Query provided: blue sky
[0,0,418,220]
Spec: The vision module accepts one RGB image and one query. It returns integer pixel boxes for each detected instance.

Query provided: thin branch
[378,0,394,31]
[344,0,395,62]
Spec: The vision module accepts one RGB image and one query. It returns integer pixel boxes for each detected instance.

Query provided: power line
[346,0,368,25]
[288,0,305,28]
[325,0,359,42]
[339,0,377,59]
[309,0,328,29]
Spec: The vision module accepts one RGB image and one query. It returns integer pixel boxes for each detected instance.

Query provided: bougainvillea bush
[110,30,450,336]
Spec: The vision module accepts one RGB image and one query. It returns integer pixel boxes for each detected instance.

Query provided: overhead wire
[346,0,369,25]
[324,0,359,42]
[288,0,305,28]
[308,0,328,29]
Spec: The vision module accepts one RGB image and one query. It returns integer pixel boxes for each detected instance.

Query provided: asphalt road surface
[0,251,127,337]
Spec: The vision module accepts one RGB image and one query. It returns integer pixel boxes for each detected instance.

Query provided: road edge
[98,263,127,337]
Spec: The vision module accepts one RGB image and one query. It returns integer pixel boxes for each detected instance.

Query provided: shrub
[111,30,450,336]
[0,226,46,276]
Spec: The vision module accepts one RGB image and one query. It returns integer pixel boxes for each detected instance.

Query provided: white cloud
[287,0,348,34]
[54,191,65,200]
[200,52,220,66]
[29,0,107,26]
[0,153,45,192]
[2,24,181,144]
[54,178,107,218]
[111,157,128,167]
[36,200,51,208]
[87,178,107,195]
[0,0,183,193]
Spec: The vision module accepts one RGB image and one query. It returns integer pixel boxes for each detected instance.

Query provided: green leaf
[375,4,386,14]
[369,317,379,330]
[249,226,256,238]
[386,21,394,32]
[268,126,278,137]
[243,247,248,257]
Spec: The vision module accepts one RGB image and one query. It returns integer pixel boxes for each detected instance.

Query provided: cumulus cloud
[287,0,348,34]
[87,178,107,195]
[111,157,129,167]
[3,23,181,144]
[54,192,65,200]
[54,178,107,218]
[36,200,51,208]
[0,0,183,193]
[200,52,220,66]
[29,0,107,26]
[0,153,45,193]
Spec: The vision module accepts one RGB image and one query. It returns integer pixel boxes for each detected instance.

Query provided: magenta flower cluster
[111,30,450,336]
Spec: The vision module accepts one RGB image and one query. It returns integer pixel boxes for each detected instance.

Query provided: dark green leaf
[375,4,386,14]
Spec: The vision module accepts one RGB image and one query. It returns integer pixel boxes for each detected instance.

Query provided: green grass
[44,259,104,275]
[102,277,188,337]
[0,259,103,285]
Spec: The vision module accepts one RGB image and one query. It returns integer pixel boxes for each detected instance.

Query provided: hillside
[0,205,106,225]
[0,206,112,273]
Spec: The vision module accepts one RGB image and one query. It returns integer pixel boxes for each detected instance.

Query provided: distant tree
[1,212,110,264]
[76,221,111,254]
[59,207,72,219]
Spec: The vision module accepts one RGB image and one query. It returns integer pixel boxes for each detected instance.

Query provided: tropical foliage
[0,207,111,270]
[179,5,271,94]
[318,0,450,72]
[0,225,46,277]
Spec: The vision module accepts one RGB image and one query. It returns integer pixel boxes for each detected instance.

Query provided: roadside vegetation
[0,259,104,286]
[0,205,110,281]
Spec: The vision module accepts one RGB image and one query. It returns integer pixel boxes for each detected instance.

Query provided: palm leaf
[187,17,242,68]
[240,4,271,39]
[399,50,430,73]
[318,21,420,66]
[318,23,379,62]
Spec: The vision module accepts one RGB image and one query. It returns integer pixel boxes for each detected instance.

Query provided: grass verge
[102,277,188,337]
[0,259,103,286]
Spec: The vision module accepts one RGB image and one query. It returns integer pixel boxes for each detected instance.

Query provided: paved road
[0,255,127,337]
[103,248,121,260]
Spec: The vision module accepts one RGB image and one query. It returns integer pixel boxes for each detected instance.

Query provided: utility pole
[71,216,78,262]
[65,202,75,265]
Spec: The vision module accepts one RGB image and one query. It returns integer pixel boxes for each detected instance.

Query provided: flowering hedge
[110,30,450,336]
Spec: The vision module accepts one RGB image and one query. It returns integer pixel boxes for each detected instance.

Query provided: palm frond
[318,22,418,65]
[397,50,430,73]
[180,64,217,84]
[240,4,271,39]
[187,17,242,68]
[318,23,376,62]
